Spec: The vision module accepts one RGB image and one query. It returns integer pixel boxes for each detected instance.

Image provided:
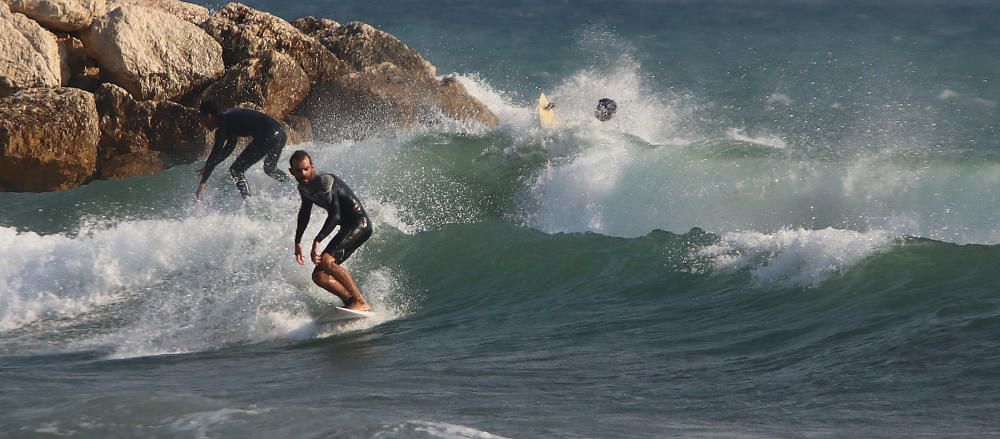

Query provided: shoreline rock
[81,5,225,101]
[0,1,499,192]
[0,87,100,192]
[6,0,107,32]
[0,2,62,96]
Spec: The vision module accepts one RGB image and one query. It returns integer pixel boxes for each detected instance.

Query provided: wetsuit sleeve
[314,179,341,243]
[200,124,235,184]
[294,196,312,244]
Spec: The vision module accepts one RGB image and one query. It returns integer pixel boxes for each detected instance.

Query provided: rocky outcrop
[324,21,436,78]
[296,21,498,140]
[200,50,310,120]
[81,5,224,101]
[94,83,206,178]
[436,75,498,126]
[105,0,209,25]
[0,2,62,96]
[290,16,340,39]
[0,88,99,191]
[202,3,347,84]
[2,2,500,192]
[5,0,106,32]
[283,114,313,145]
[98,149,162,180]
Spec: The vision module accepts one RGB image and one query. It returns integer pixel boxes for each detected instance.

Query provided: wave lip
[696,227,895,288]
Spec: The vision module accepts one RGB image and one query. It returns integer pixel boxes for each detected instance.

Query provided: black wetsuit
[295,173,373,264]
[201,108,290,197]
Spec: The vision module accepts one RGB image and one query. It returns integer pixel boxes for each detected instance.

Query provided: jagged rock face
[93,83,207,176]
[436,76,499,126]
[105,0,209,25]
[81,5,224,101]
[282,114,313,146]
[201,3,348,85]
[0,2,62,97]
[200,50,311,120]
[325,22,437,78]
[290,16,340,40]
[6,0,106,32]
[295,20,498,140]
[0,2,500,190]
[98,149,162,180]
[0,88,99,192]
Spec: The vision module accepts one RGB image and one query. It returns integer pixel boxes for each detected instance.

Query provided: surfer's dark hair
[595,98,617,121]
[199,100,220,117]
[290,150,312,166]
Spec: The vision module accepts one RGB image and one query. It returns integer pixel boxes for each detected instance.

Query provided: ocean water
[2,0,1000,437]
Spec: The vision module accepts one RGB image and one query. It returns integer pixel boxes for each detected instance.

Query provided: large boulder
[322,21,436,78]
[94,83,208,176]
[296,21,498,140]
[81,5,224,101]
[200,50,310,119]
[201,3,347,84]
[5,0,106,32]
[0,88,100,192]
[105,0,208,25]
[0,2,61,97]
[98,149,162,180]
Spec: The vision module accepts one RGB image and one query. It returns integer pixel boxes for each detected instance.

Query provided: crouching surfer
[289,150,372,311]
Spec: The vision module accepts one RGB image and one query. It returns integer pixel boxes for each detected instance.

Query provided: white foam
[169,407,268,439]
[697,227,894,288]
[454,73,535,131]
[378,420,511,439]
[1,184,412,358]
[522,134,1000,243]
[767,93,794,105]
[938,89,959,100]
[526,141,632,234]
[726,127,787,149]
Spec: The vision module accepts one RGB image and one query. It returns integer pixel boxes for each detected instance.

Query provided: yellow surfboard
[537,93,558,127]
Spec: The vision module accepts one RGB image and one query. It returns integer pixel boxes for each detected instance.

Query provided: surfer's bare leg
[312,266,351,304]
[317,253,370,311]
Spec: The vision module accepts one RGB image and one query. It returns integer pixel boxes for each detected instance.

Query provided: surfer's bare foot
[344,297,371,312]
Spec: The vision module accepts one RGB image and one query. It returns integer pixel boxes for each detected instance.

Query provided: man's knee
[311,266,327,283]
[319,252,340,271]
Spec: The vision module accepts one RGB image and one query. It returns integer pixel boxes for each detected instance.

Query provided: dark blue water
[2,0,999,437]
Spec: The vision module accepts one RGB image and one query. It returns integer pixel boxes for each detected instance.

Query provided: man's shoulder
[300,173,335,192]
[222,107,273,121]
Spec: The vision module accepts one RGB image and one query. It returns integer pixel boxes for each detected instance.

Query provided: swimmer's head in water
[594,98,617,121]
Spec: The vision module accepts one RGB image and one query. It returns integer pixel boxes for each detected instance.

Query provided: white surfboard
[316,307,375,324]
[537,93,558,127]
